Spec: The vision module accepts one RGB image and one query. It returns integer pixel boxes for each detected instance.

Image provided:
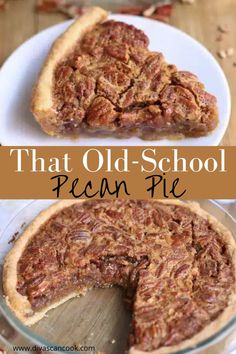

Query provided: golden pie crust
[31,7,108,132]
[3,200,236,354]
[31,7,218,140]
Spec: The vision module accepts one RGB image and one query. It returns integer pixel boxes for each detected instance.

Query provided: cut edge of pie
[3,199,236,354]
[31,7,219,140]
[3,200,80,325]
[31,7,109,135]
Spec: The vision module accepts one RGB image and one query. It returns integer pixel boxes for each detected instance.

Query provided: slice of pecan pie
[3,200,236,353]
[31,7,218,140]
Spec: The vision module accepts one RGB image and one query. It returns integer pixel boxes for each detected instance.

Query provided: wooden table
[0,0,235,145]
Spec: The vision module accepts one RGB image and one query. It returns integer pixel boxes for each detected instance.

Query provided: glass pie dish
[0,200,236,354]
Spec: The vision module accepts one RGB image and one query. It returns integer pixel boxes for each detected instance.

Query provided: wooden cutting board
[0,285,236,354]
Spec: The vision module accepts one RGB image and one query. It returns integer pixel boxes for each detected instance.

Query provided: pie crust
[31,7,218,140]
[31,7,108,133]
[3,200,236,354]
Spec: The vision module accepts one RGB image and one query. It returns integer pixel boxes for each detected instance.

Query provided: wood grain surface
[0,0,235,145]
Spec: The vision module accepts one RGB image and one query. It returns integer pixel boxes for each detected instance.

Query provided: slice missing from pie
[3,200,236,353]
[31,7,218,140]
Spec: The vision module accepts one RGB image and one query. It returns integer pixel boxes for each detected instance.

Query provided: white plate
[0,15,231,146]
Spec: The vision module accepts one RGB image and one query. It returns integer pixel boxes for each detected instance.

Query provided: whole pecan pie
[3,200,236,353]
[31,7,218,140]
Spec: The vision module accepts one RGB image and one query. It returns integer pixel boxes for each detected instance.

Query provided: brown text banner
[0,146,235,199]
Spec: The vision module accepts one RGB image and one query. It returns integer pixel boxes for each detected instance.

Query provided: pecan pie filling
[15,200,235,352]
[51,20,218,139]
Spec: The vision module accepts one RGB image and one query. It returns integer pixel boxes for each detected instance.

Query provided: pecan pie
[31,7,218,140]
[3,200,236,353]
